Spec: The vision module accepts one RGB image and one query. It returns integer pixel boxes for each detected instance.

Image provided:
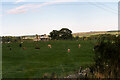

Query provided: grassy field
[2,40,96,78]
[73,32,119,37]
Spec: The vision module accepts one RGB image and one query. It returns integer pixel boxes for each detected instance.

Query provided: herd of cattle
[6,42,81,53]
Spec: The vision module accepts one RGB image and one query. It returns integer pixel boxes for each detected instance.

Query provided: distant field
[2,40,96,78]
[73,32,119,37]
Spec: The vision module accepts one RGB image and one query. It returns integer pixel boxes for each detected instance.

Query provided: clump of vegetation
[90,34,120,78]
[49,28,73,40]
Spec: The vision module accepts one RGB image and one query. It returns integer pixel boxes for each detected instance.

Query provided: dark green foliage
[59,28,72,40]
[49,28,73,40]
[93,34,120,78]
[2,36,22,43]
[49,30,59,40]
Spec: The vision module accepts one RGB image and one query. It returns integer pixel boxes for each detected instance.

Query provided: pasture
[2,40,96,78]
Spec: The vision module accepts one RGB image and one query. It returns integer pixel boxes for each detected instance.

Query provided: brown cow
[23,47,26,50]
[78,44,81,48]
[35,47,40,49]
[68,49,70,53]
[48,44,51,48]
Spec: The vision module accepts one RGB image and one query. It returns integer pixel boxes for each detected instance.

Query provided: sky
[0,0,119,36]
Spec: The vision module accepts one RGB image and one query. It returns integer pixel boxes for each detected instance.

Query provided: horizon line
[0,30,119,37]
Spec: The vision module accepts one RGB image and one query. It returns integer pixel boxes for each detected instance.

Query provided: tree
[49,30,59,40]
[49,28,73,40]
[59,28,72,40]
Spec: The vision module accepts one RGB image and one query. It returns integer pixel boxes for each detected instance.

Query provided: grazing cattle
[35,47,40,49]
[68,49,70,53]
[78,44,81,48]
[95,43,99,46]
[23,47,26,50]
[48,44,51,48]
[19,43,22,47]
[9,47,12,50]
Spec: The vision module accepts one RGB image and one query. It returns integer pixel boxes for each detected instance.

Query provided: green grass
[2,40,96,78]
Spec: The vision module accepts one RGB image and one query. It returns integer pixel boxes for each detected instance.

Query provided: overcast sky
[0,0,119,36]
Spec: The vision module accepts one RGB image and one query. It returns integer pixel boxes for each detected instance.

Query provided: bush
[92,34,120,78]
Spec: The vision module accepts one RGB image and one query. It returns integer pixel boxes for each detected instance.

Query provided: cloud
[7,10,26,14]
[15,0,25,4]
[8,0,78,14]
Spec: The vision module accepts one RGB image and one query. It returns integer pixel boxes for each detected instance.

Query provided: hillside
[72,30,119,37]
